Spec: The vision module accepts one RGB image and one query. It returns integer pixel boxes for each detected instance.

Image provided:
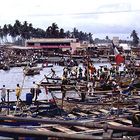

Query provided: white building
[113,37,119,46]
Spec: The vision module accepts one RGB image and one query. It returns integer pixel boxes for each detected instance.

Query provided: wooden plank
[108,121,123,126]
[118,119,132,125]
[81,129,104,134]
[53,125,76,134]
[85,129,104,134]
[41,124,56,127]
[68,114,77,118]
[99,109,109,114]
[73,112,87,116]
[36,128,52,132]
[90,111,101,115]
[74,126,90,131]
[127,110,140,113]
[74,126,104,134]
[77,129,104,134]
[132,96,140,99]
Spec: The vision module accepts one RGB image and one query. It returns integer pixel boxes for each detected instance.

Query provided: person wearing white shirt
[1,85,6,102]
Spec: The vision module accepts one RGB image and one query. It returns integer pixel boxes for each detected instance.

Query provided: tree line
[0,20,139,47]
[0,20,94,45]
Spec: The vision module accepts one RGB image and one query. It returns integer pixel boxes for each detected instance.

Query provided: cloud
[97,2,131,12]
[0,0,140,38]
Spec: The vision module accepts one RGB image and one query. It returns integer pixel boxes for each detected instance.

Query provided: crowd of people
[0,59,139,104]
[59,61,138,101]
[0,82,42,104]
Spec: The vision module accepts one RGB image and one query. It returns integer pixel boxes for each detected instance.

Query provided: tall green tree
[3,24,8,42]
[59,28,65,38]
[46,26,52,38]
[51,23,59,38]
[0,20,94,45]
[46,23,59,38]
[130,30,139,47]
[8,24,16,42]
[65,31,71,38]
[14,20,22,36]
[72,28,79,38]
[34,28,46,38]
[88,33,94,44]
[21,21,29,39]
[28,23,34,38]
[0,26,4,44]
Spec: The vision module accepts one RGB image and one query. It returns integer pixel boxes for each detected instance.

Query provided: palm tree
[14,20,22,37]
[65,31,71,38]
[28,23,34,38]
[88,33,94,44]
[59,28,65,38]
[8,24,16,42]
[72,28,79,38]
[21,21,33,41]
[46,26,52,38]
[35,28,46,38]
[51,23,59,38]
[0,26,4,44]
[45,23,59,38]
[130,30,139,47]
[3,24,8,43]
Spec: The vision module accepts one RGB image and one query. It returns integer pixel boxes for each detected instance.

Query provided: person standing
[63,67,68,78]
[16,84,21,101]
[51,68,56,78]
[78,67,83,80]
[30,81,36,99]
[61,84,67,109]
[34,85,41,102]
[1,85,6,103]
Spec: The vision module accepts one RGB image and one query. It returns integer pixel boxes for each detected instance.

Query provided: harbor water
[0,62,111,101]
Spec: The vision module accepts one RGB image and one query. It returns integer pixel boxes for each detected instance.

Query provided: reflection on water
[0,65,63,89]
[0,65,63,101]
[0,63,111,101]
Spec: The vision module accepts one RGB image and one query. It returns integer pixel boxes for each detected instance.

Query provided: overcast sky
[0,0,140,39]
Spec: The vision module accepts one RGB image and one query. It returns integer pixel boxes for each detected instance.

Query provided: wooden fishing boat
[23,66,42,76]
[0,77,140,139]
[2,64,10,71]
[0,101,140,140]
[44,75,78,81]
[42,75,78,85]
[0,88,140,139]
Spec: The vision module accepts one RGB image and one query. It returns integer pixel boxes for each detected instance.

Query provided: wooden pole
[39,73,52,83]
[0,115,140,133]
[117,92,120,117]
[48,87,62,116]
[0,116,140,133]
[0,126,103,140]
[0,115,101,128]
[7,89,10,115]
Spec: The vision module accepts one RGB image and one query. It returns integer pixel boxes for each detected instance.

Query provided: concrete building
[25,38,80,54]
[113,37,119,46]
